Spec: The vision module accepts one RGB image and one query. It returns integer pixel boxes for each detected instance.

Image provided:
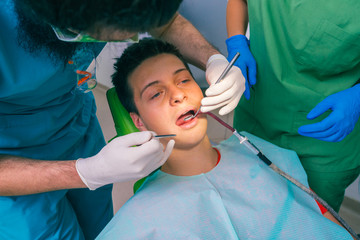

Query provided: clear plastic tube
[233,131,259,155]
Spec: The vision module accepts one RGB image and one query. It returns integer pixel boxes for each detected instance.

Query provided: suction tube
[205,112,359,239]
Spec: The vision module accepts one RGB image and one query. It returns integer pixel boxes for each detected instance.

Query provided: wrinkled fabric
[0,1,112,239]
[97,132,351,239]
[233,0,360,210]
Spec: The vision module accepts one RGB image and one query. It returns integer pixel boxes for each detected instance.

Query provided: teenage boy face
[129,53,208,149]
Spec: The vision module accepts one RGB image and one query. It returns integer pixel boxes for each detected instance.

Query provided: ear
[130,112,148,131]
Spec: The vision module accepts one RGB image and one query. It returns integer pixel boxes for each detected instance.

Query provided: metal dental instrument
[135,134,176,146]
[214,52,241,85]
[184,52,241,121]
[205,111,360,240]
[154,134,176,139]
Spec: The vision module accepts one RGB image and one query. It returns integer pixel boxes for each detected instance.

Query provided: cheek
[139,108,173,133]
[189,84,204,99]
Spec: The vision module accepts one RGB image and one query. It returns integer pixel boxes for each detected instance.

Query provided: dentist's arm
[0,155,84,195]
[150,13,218,70]
[0,131,174,195]
[227,0,249,36]
[225,0,257,100]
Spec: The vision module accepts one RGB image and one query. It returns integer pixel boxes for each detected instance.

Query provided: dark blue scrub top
[0,1,112,239]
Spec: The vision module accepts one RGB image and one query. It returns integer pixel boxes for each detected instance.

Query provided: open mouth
[176,110,196,126]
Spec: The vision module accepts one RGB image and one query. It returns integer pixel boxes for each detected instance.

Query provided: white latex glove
[201,54,245,115]
[76,131,175,190]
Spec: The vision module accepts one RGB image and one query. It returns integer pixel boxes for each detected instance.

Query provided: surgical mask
[51,26,139,43]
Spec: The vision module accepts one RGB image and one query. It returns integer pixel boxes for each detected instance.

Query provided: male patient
[97,39,353,239]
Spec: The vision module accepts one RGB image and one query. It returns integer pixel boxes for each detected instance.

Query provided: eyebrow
[139,68,188,98]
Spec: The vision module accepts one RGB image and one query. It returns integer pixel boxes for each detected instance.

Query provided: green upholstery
[106,88,139,138]
[106,87,146,193]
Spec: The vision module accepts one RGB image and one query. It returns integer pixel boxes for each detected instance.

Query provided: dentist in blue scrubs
[0,1,174,239]
[0,0,246,239]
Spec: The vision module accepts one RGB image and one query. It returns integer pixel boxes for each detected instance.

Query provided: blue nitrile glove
[298,84,360,142]
[226,34,257,99]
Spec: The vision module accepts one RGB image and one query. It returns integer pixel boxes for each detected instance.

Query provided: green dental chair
[106,87,147,193]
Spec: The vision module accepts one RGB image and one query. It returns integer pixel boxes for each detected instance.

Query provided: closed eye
[180,79,191,84]
[150,92,161,100]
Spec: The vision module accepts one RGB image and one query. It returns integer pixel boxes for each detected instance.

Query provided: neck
[161,136,218,176]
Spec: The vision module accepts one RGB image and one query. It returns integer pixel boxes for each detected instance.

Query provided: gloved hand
[76,131,175,190]
[226,34,257,99]
[202,54,245,115]
[298,84,360,142]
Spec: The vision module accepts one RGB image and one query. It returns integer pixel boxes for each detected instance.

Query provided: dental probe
[135,134,176,147]
[184,52,241,121]
[154,134,176,139]
[215,52,240,84]
[205,111,360,240]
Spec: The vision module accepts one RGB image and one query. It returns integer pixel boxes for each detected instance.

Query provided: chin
[174,127,208,150]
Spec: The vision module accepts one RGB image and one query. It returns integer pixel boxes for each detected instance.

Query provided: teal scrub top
[0,1,113,239]
[0,1,103,160]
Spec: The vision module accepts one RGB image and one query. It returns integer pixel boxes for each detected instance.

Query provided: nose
[169,86,187,105]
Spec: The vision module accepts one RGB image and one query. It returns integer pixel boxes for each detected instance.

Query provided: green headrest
[106,87,146,193]
[106,88,139,138]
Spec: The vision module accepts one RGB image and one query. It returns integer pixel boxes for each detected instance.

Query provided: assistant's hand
[76,131,175,190]
[202,54,245,115]
[226,34,257,100]
[298,84,360,142]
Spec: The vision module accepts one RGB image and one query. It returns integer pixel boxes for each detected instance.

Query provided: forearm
[150,13,219,70]
[0,155,86,196]
[227,0,249,37]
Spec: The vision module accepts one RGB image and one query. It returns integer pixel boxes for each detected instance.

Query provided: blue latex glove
[298,84,360,142]
[226,34,257,99]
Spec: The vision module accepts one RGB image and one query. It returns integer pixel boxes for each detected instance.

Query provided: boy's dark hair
[16,0,182,34]
[112,38,192,114]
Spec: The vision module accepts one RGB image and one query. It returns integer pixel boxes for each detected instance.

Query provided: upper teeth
[181,110,193,117]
